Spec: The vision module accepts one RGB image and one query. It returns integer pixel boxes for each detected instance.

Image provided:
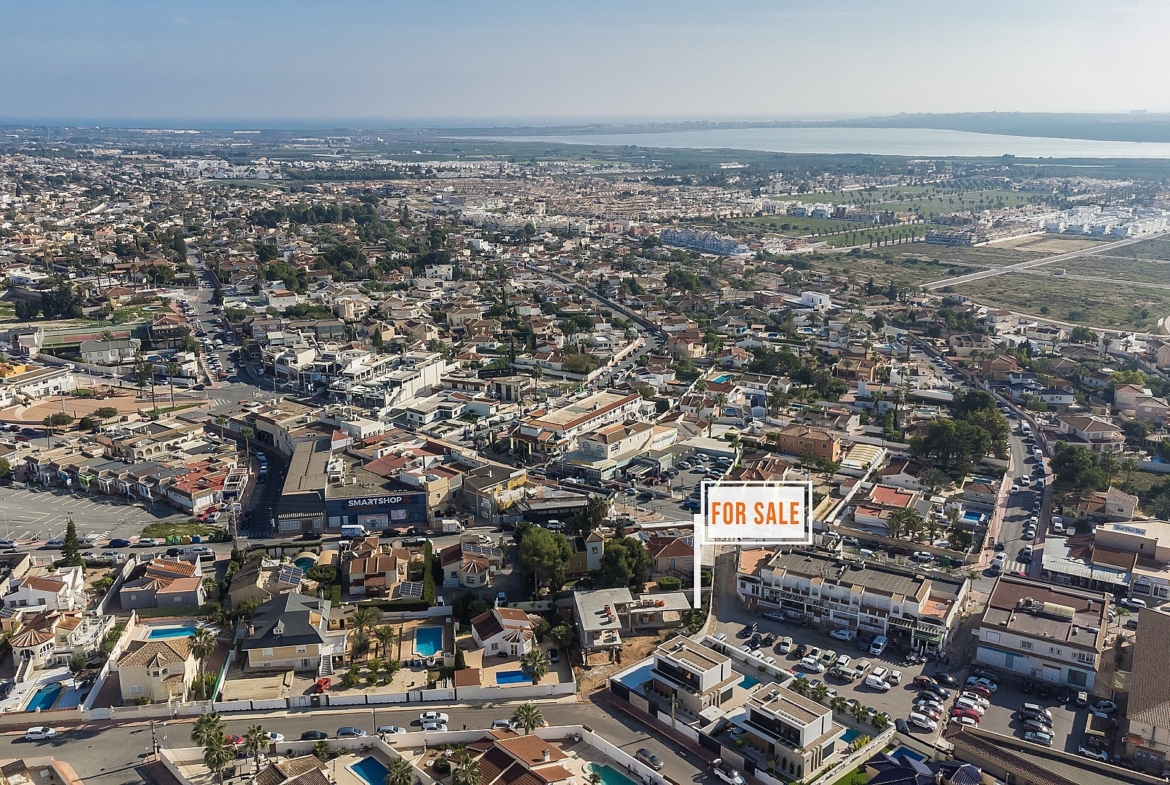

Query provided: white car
[1010,485,1019,494]
[829,628,856,642]
[421,721,448,732]
[711,761,746,785]
[871,666,888,681]
[888,670,903,685]
[490,720,516,731]
[264,732,284,743]
[25,727,55,740]
[377,725,406,734]
[966,677,998,692]
[800,656,826,673]
[908,712,938,731]
[864,674,891,691]
[420,711,450,723]
[1079,746,1109,761]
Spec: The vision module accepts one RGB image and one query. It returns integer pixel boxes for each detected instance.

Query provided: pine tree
[61,516,82,567]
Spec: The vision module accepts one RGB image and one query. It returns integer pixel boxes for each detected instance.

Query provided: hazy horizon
[3,0,1170,125]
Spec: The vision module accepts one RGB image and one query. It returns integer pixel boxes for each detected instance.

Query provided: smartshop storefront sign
[694,480,813,605]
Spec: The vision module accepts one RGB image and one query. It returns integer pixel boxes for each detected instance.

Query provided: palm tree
[810,683,829,704]
[243,724,268,774]
[202,735,234,784]
[385,756,414,785]
[191,712,226,747]
[1122,456,1139,486]
[713,392,728,418]
[374,625,396,660]
[239,426,254,460]
[166,360,179,409]
[791,676,810,696]
[451,753,482,785]
[830,696,848,715]
[511,703,544,735]
[850,702,870,724]
[189,628,216,699]
[214,415,228,435]
[520,649,550,683]
[351,605,381,634]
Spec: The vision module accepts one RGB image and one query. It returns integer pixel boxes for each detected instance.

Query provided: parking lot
[711,602,1102,753]
[0,486,185,545]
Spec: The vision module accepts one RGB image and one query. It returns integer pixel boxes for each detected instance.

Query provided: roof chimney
[541,749,551,762]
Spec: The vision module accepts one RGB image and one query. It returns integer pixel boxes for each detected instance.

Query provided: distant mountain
[465,113,1170,145]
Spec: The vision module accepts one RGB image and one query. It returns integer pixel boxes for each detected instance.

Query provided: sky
[2,0,1170,127]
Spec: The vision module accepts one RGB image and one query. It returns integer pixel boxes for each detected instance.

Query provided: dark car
[109,539,131,548]
[794,644,808,659]
[1058,687,1071,703]
[934,672,959,687]
[1022,678,1034,694]
[738,624,756,639]
[924,684,951,700]
[300,730,329,741]
[895,718,911,735]
[1037,683,1052,699]
[635,749,664,771]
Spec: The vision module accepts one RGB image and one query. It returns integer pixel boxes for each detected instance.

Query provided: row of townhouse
[737,547,969,654]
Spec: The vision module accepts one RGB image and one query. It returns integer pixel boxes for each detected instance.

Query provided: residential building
[243,593,335,672]
[776,425,841,462]
[1055,415,1125,453]
[470,607,539,657]
[644,639,741,719]
[3,567,86,612]
[118,558,206,611]
[726,682,845,781]
[115,637,197,704]
[973,575,1108,689]
[509,390,643,459]
[736,548,968,653]
[79,338,141,365]
[1126,606,1170,771]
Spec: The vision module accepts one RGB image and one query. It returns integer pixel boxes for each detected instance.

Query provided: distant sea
[463,126,1170,159]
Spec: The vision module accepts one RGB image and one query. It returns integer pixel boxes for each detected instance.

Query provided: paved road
[921,232,1166,290]
[5,699,712,785]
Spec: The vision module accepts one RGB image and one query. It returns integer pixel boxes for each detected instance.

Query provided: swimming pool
[496,670,532,685]
[961,511,985,524]
[842,728,862,743]
[414,626,443,657]
[25,681,62,712]
[147,626,196,640]
[740,675,760,690]
[590,764,638,785]
[349,756,389,785]
[616,662,654,691]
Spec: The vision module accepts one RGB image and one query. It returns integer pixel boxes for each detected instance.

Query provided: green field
[897,242,1049,268]
[1107,236,1170,260]
[955,273,1170,331]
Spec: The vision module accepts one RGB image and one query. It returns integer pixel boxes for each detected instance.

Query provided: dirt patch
[578,632,668,692]
[995,236,1107,253]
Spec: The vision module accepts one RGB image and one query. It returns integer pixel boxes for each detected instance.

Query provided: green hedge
[422,541,436,605]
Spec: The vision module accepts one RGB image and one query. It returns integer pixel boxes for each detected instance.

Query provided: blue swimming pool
[713,374,732,384]
[349,756,389,785]
[740,675,760,689]
[842,728,862,743]
[414,626,443,657]
[496,670,532,685]
[616,662,654,691]
[147,626,195,640]
[590,764,638,785]
[961,511,985,524]
[26,681,62,712]
[889,747,925,763]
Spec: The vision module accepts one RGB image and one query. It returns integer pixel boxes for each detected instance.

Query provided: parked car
[264,732,285,743]
[636,749,664,771]
[1079,746,1109,761]
[912,675,936,689]
[1023,730,1053,747]
[951,707,982,723]
[966,677,998,693]
[888,670,902,685]
[45,539,64,549]
[336,727,367,738]
[711,760,746,785]
[908,713,938,732]
[420,711,450,723]
[894,718,910,734]
[421,722,448,731]
[800,656,826,673]
[377,725,405,734]
[934,673,959,687]
[25,727,55,740]
[1092,700,1118,716]
[1075,691,1089,707]
[300,731,328,741]
[865,674,891,692]
[830,628,856,642]
[762,611,785,623]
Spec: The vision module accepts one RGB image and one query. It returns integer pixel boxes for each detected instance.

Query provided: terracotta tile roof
[1128,607,1170,729]
[116,638,192,669]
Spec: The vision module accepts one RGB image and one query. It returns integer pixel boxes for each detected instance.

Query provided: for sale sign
[703,480,813,545]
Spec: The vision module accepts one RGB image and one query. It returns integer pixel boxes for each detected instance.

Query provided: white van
[869,635,888,656]
[1052,520,1065,535]
[864,673,891,691]
[341,525,370,538]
